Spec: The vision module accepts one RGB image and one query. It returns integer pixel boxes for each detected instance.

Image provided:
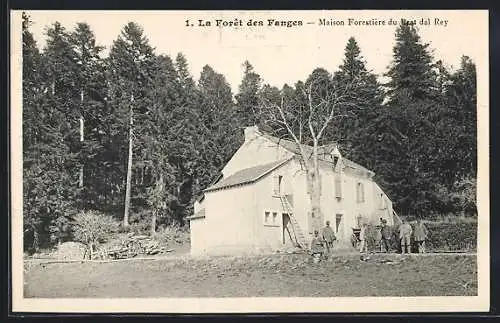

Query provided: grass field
[24,253,477,298]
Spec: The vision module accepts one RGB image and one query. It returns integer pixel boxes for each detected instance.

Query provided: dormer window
[333,156,339,168]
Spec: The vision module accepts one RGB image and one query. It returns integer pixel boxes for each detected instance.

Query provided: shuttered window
[356,182,365,203]
[334,177,342,199]
[379,193,386,209]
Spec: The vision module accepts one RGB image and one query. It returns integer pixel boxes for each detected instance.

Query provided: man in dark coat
[380,219,392,253]
[414,219,428,253]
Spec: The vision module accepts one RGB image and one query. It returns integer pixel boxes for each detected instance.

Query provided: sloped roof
[262,134,337,156]
[205,158,291,192]
[342,158,371,173]
[187,208,205,220]
[261,133,372,174]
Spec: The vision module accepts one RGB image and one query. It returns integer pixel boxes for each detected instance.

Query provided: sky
[22,10,488,93]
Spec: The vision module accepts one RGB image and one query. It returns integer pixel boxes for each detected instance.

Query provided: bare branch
[307,82,316,141]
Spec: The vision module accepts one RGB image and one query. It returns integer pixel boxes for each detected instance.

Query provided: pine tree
[430,56,477,215]
[385,25,438,103]
[330,37,384,170]
[339,37,365,78]
[376,25,442,215]
[197,65,239,185]
[69,23,107,208]
[141,54,180,230]
[446,56,476,179]
[23,12,45,251]
[175,53,196,91]
[107,22,157,227]
[23,19,81,250]
[235,61,261,126]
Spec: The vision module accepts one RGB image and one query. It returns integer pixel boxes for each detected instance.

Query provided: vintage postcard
[11,9,489,313]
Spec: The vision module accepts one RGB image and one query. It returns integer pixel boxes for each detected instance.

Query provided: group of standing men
[309,221,336,261]
[309,217,429,262]
[376,218,429,254]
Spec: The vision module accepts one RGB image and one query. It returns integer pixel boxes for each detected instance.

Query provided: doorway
[282,213,293,244]
[335,213,344,238]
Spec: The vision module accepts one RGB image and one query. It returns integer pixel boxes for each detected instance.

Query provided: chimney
[332,145,341,158]
[332,145,342,170]
[244,125,259,142]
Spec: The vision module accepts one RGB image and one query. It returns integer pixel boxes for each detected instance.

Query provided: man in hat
[310,230,325,263]
[399,219,413,255]
[359,223,369,253]
[414,218,429,253]
[380,219,392,253]
[321,220,336,255]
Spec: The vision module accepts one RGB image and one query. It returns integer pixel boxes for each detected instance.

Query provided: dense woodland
[22,13,477,251]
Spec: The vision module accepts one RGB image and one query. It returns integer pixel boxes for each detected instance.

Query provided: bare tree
[258,73,362,232]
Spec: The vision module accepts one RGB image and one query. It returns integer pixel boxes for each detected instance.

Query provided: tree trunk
[123,101,133,228]
[151,211,157,235]
[33,229,39,252]
[79,90,84,188]
[89,242,94,260]
[307,171,323,233]
[307,140,323,233]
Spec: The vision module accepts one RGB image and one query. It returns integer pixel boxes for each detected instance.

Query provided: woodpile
[101,235,173,260]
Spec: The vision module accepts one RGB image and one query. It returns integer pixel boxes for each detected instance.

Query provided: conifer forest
[22,13,477,252]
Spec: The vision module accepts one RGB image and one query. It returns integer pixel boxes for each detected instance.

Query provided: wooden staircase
[279,196,308,250]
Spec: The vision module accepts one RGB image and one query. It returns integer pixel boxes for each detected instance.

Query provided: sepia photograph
[11,9,489,313]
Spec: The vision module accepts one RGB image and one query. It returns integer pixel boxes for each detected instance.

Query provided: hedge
[360,221,477,253]
[424,221,477,252]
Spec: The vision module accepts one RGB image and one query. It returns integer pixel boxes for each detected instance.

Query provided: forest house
[188,126,396,255]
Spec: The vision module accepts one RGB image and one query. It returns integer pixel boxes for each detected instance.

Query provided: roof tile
[205,158,291,192]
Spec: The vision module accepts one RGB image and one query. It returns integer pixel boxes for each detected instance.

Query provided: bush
[72,210,119,259]
[424,221,477,252]
[155,224,190,245]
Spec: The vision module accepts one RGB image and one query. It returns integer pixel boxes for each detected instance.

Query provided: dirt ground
[24,253,477,298]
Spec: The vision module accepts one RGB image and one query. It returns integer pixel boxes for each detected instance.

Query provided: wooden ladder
[392,209,402,226]
[279,196,308,250]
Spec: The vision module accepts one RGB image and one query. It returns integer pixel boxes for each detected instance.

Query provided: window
[264,211,279,226]
[335,214,343,233]
[334,176,342,199]
[273,175,283,196]
[379,193,386,209]
[356,182,365,203]
[356,214,362,228]
[272,212,278,225]
[264,211,270,224]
